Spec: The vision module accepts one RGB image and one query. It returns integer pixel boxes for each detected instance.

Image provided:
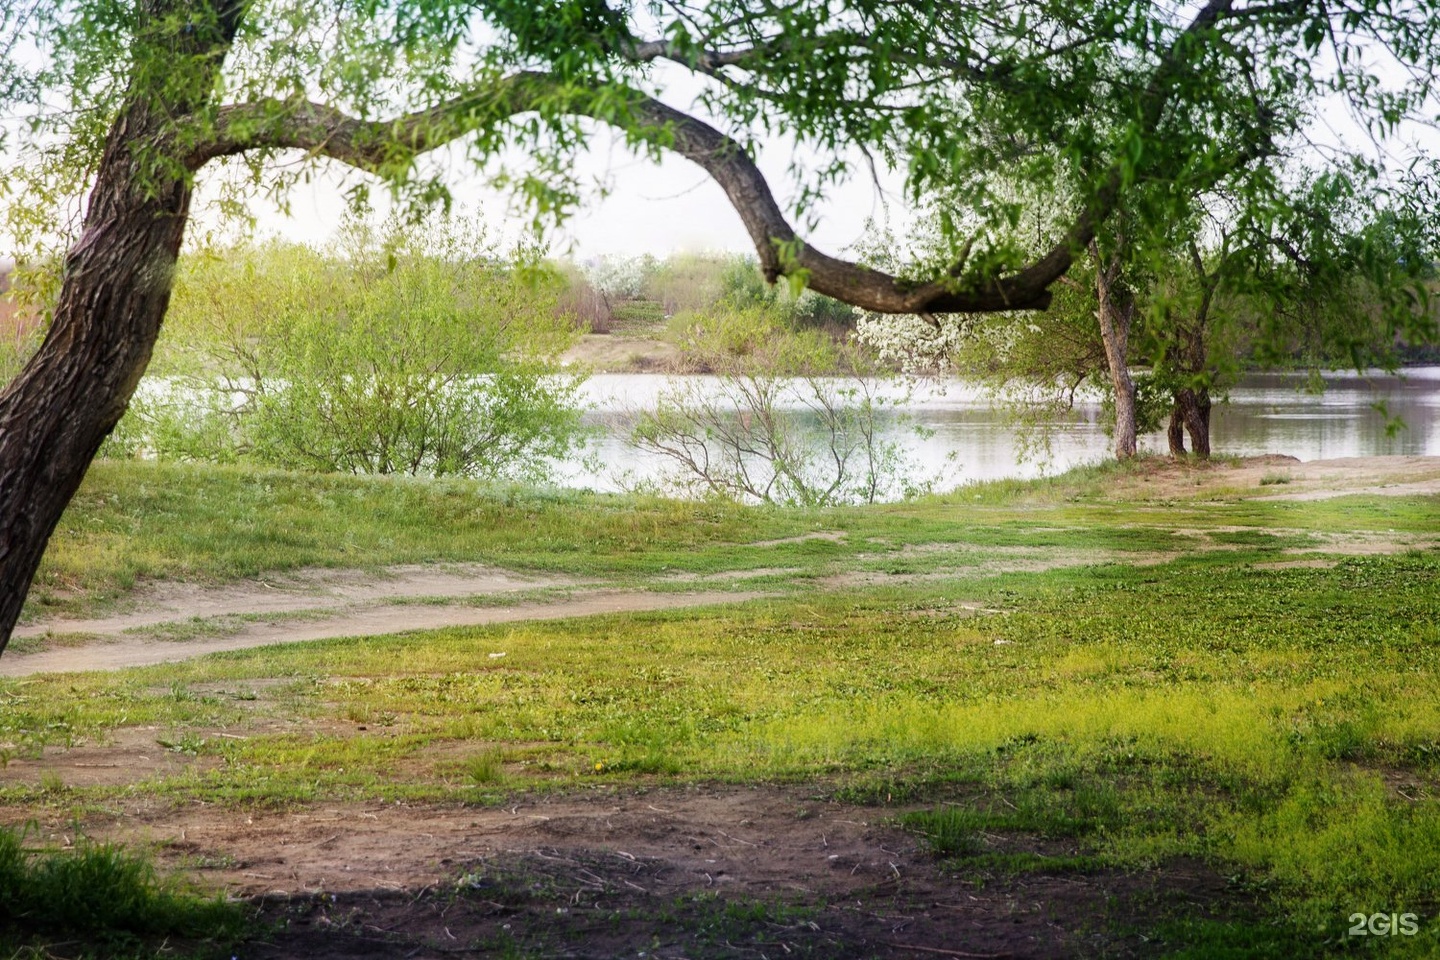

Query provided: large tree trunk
[1167,404,1187,456]
[0,116,194,653]
[1167,302,1212,459]
[0,2,240,654]
[1169,389,1213,458]
[1092,243,1138,460]
[1178,386,1212,458]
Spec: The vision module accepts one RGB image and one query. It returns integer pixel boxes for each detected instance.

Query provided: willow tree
[1,0,1438,651]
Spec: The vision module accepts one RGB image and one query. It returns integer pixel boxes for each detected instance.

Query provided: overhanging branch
[188,74,1061,314]
[184,0,1244,317]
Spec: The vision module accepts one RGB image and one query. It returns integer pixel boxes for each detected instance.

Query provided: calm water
[557,367,1440,493]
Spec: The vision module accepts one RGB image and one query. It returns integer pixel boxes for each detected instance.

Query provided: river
[557,366,1440,494]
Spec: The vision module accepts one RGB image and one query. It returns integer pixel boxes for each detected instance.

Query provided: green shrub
[107,216,586,481]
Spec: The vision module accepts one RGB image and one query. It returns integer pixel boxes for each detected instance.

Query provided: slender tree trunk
[1091,242,1138,459]
[1180,386,1212,458]
[1169,311,1212,460]
[1173,240,1216,460]
[0,2,241,653]
[1167,404,1187,456]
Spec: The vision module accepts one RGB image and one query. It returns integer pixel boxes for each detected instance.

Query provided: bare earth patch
[2,786,1236,959]
[1102,454,1440,501]
[561,333,685,372]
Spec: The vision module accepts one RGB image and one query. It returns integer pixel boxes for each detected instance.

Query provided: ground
[7,787,1244,959]
[1,454,1437,958]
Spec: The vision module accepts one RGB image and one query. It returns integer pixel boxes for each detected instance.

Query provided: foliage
[583,253,657,304]
[556,253,859,340]
[1237,172,1440,371]
[860,170,1439,461]
[0,262,57,387]
[1,2,1438,314]
[858,263,1116,461]
[0,313,40,386]
[104,217,586,481]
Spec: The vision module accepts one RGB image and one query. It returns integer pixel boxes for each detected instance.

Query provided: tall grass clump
[0,825,246,952]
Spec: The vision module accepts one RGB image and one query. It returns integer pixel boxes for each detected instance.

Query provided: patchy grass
[4,458,1439,956]
[25,458,1440,622]
[3,552,1439,953]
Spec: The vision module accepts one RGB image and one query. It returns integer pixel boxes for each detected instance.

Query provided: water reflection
[559,367,1440,494]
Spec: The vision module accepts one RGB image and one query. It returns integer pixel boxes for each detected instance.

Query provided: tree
[1140,174,1439,459]
[2,0,1439,652]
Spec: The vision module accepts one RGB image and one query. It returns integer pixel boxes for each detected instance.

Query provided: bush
[107,216,586,481]
[632,309,934,505]
[0,261,57,386]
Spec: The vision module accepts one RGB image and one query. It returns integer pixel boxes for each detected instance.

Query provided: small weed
[155,733,207,756]
[465,748,507,784]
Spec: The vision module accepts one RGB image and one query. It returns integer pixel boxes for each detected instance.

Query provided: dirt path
[7,455,1436,678]
[3,786,1231,959]
[3,563,765,676]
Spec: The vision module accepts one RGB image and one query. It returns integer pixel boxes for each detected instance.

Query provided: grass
[2,457,1438,956]
[24,458,1439,622]
[0,824,246,957]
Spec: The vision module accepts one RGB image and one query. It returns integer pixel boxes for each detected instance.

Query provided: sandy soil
[2,585,763,677]
[561,333,685,372]
[1106,453,1440,501]
[2,786,1236,959]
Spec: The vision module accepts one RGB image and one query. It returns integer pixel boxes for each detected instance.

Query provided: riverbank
[1,456,1437,958]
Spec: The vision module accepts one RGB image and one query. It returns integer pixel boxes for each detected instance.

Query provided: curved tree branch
[186,0,1243,317]
[187,75,1065,313]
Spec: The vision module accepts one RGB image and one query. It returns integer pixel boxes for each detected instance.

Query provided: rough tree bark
[1181,387,1212,456]
[1167,240,1219,458]
[1167,404,1187,455]
[1091,241,1139,459]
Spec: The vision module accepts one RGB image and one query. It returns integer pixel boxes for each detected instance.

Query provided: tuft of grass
[0,824,246,954]
[1260,472,1294,486]
[465,748,507,784]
